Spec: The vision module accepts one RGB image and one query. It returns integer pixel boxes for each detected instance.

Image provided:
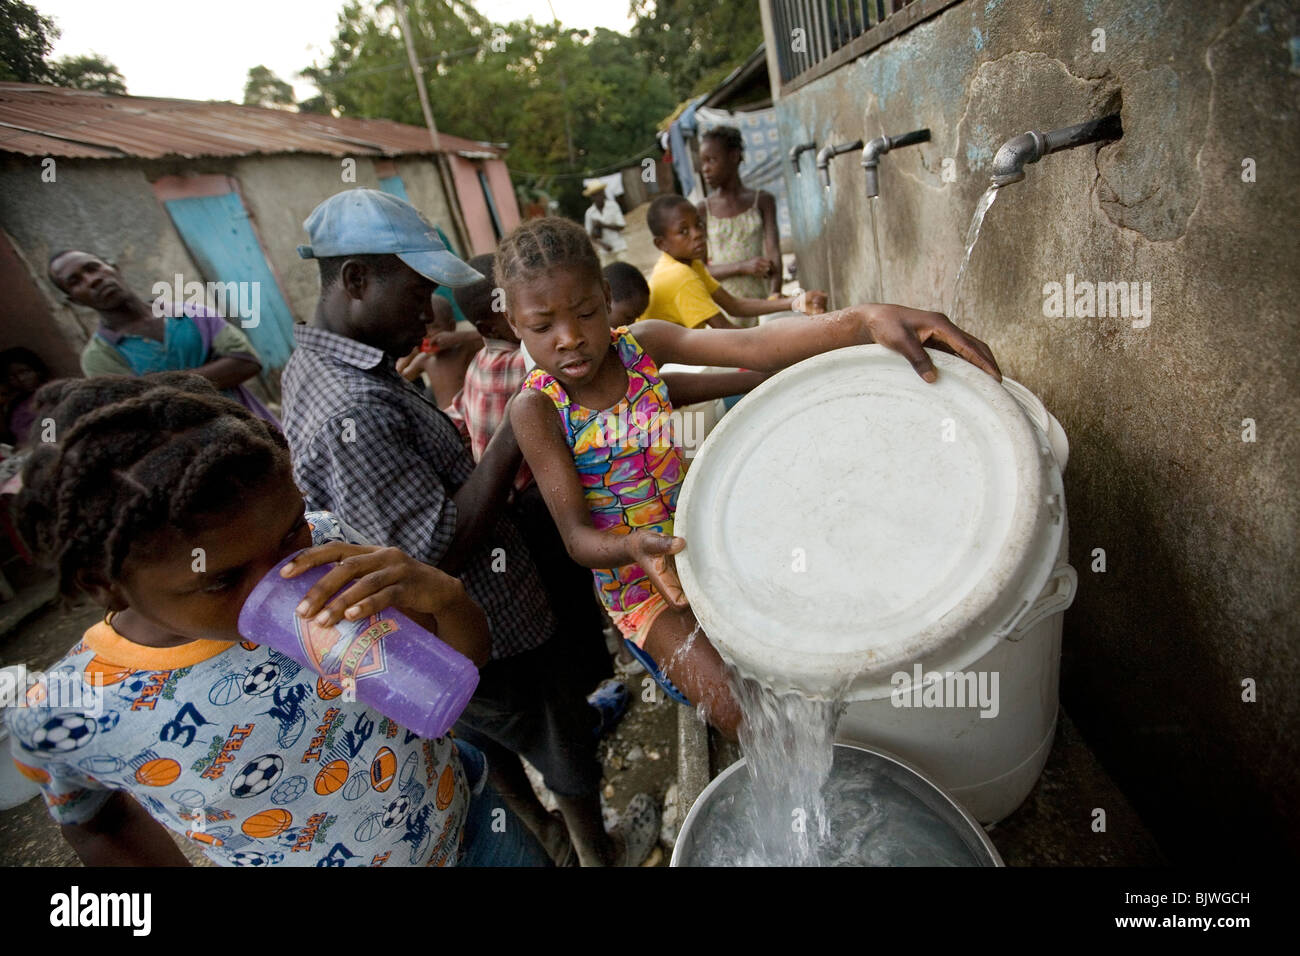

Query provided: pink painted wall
[447,155,495,255]
[483,158,520,233]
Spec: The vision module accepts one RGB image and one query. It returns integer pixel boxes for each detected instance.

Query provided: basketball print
[83,656,133,687]
[316,676,343,700]
[230,754,283,798]
[208,673,244,706]
[242,808,293,838]
[135,757,181,787]
[342,772,369,802]
[370,747,397,792]
[314,759,349,795]
[354,813,383,843]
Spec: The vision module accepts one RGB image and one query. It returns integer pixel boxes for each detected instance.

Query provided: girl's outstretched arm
[632,305,1001,384]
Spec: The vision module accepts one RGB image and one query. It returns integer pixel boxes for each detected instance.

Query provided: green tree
[300,3,675,217]
[629,0,764,100]
[0,0,59,83]
[243,65,295,108]
[50,53,126,94]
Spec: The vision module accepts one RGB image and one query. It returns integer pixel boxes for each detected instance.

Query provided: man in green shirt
[50,250,278,424]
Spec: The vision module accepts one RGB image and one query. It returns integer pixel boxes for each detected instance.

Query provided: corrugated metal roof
[0,83,505,161]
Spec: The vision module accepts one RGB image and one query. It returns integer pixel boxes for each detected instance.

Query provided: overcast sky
[34,0,636,103]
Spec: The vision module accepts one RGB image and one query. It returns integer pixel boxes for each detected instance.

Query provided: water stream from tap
[823,185,835,307]
[949,185,1001,322]
[868,198,885,302]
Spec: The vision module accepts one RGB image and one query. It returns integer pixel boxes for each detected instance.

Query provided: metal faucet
[860,128,931,198]
[789,141,818,174]
[816,139,864,189]
[990,113,1123,187]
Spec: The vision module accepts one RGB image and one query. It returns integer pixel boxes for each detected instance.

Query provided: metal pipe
[860,127,931,198]
[816,139,864,188]
[789,141,818,173]
[990,113,1123,187]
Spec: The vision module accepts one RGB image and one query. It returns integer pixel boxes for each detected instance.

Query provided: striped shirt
[280,324,553,660]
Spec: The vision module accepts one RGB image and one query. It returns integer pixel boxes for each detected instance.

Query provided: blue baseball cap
[297,188,483,287]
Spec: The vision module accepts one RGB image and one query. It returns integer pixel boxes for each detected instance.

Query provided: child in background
[502,218,1001,738]
[643,194,826,330]
[603,263,650,329]
[4,373,550,867]
[396,294,483,409]
[698,125,784,310]
[0,347,50,447]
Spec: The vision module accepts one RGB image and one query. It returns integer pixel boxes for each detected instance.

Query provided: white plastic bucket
[837,377,1072,823]
[675,347,1076,824]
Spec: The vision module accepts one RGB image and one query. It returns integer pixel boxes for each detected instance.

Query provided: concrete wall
[0,152,465,359]
[766,0,1299,859]
[0,156,203,357]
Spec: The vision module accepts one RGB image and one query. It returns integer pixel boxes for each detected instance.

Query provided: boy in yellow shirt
[642,194,825,328]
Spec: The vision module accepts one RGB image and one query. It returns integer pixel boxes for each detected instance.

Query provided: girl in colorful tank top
[521,327,683,614]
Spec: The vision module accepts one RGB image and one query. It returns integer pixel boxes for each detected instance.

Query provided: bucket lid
[675,345,1065,700]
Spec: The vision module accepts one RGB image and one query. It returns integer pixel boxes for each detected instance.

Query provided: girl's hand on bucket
[283,542,468,628]
[859,304,1001,383]
[628,530,689,610]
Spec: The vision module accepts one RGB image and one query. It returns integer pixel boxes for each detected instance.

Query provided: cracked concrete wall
[769,0,1299,859]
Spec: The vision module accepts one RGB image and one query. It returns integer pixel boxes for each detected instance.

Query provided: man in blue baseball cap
[280,190,654,866]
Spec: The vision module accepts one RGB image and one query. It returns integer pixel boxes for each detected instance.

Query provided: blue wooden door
[163,192,297,369]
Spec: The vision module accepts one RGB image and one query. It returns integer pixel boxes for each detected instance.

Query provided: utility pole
[392,0,470,253]
[394,0,441,153]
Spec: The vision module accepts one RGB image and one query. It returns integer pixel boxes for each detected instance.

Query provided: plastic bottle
[238,553,478,739]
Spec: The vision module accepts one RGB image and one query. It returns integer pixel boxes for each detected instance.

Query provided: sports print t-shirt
[3,512,471,867]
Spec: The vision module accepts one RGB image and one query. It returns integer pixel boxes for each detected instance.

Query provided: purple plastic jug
[238,553,479,739]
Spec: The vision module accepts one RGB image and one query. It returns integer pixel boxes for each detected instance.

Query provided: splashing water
[949,185,1001,323]
[687,745,983,867]
[730,673,845,866]
[662,622,702,687]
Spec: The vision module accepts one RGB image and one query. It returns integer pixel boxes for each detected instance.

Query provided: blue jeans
[459,782,553,867]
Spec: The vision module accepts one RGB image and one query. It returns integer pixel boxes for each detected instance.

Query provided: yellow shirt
[642,252,721,328]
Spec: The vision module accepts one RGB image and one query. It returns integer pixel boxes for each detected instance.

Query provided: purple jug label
[293,611,391,685]
[338,618,398,686]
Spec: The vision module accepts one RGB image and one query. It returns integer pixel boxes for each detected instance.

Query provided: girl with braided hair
[4,373,558,867]
[501,217,1002,740]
